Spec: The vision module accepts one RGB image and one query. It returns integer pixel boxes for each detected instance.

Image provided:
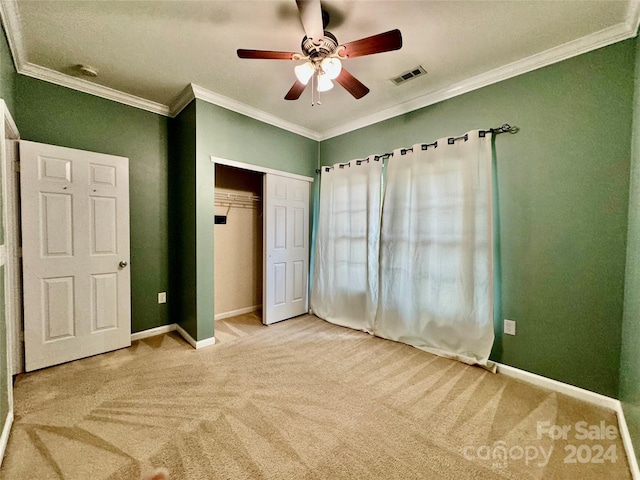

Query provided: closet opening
[214,163,265,343]
[212,155,313,342]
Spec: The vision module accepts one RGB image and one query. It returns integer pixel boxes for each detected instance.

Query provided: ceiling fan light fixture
[317,73,334,92]
[320,57,342,80]
[295,62,315,85]
[237,1,402,102]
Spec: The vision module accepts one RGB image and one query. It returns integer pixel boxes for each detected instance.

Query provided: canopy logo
[463,420,619,469]
[462,441,553,469]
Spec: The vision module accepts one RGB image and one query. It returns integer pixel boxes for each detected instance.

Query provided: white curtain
[311,157,382,333]
[374,131,495,367]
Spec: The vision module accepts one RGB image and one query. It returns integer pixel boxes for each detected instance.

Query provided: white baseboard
[0,410,13,468]
[615,403,640,480]
[131,324,176,341]
[214,305,261,321]
[175,324,216,350]
[496,363,619,410]
[496,363,639,479]
[132,323,215,349]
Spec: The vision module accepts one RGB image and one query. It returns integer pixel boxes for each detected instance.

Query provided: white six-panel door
[263,174,309,325]
[20,141,131,371]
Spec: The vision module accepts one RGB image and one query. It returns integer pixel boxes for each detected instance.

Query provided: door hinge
[17,247,22,258]
[19,331,24,342]
[14,161,20,172]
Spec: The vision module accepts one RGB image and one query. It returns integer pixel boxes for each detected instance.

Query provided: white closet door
[20,141,131,371]
[263,174,309,325]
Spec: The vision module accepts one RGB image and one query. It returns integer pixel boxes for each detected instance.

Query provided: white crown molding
[169,84,197,117]
[19,63,171,116]
[320,18,640,141]
[627,0,640,33]
[0,0,172,117]
[170,84,321,140]
[0,0,25,69]
[189,84,321,141]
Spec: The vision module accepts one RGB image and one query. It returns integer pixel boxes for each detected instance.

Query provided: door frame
[0,99,19,464]
[210,156,313,326]
[3,103,20,376]
[212,157,313,184]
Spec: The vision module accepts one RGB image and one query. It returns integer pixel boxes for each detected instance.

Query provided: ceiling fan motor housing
[301,31,339,62]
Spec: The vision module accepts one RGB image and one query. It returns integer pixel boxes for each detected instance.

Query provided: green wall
[15,76,171,333]
[320,40,635,397]
[620,34,640,466]
[168,102,197,338]
[0,25,15,115]
[169,99,317,341]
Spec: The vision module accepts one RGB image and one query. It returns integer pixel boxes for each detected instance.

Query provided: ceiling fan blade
[339,29,403,59]
[296,0,324,41]
[237,49,297,60]
[335,69,370,99]
[285,80,309,100]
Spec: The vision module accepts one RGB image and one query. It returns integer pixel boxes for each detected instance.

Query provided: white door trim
[3,102,18,141]
[0,99,18,466]
[2,102,21,376]
[211,156,314,183]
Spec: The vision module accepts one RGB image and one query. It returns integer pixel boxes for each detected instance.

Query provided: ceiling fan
[237,0,403,101]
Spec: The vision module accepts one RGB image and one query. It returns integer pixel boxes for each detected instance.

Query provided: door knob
[119,260,128,268]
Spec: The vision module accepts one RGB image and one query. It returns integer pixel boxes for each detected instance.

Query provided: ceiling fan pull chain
[313,72,322,106]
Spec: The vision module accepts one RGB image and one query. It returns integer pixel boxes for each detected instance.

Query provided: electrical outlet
[504,319,516,336]
[158,292,167,304]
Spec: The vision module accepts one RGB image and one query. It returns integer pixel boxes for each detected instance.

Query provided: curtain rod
[316,124,519,174]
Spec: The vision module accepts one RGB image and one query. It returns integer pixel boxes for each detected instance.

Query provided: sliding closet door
[263,173,309,325]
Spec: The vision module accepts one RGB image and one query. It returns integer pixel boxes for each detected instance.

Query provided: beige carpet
[1,314,632,479]
[212,311,265,344]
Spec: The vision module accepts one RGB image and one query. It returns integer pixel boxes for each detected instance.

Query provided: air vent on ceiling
[391,65,427,85]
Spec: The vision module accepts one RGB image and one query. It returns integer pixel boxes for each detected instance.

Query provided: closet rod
[214,192,260,201]
[316,123,519,173]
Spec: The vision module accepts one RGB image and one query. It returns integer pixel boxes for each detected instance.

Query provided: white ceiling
[3,1,639,139]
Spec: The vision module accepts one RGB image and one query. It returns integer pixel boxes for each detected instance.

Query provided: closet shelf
[214,191,261,209]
